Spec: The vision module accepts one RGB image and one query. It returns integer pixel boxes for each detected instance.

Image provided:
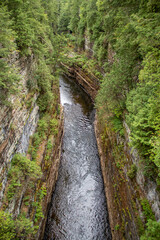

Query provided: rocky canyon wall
[0,54,64,239]
[0,54,39,205]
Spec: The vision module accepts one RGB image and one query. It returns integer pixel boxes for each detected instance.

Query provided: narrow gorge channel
[44,75,111,240]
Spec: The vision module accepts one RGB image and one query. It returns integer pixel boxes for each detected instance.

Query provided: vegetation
[0,6,20,105]
[7,153,41,201]
[1,0,160,238]
[141,199,155,222]
[127,164,137,179]
[140,220,160,240]
[0,210,37,240]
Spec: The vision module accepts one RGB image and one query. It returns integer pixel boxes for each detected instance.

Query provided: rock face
[16,104,39,154]
[0,55,39,205]
[94,119,141,240]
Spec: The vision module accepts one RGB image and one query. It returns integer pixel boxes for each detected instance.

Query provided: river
[44,75,111,240]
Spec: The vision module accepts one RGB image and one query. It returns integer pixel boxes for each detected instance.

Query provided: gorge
[0,0,160,239]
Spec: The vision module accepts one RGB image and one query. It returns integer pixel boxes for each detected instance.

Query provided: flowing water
[44,75,111,240]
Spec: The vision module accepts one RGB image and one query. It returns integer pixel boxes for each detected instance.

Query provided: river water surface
[44,75,111,240]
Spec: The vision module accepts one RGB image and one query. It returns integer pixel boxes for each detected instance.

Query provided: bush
[127,164,137,179]
[141,220,160,240]
[0,210,36,240]
[38,118,49,138]
[11,154,41,179]
[7,154,42,201]
[50,118,58,135]
[0,210,16,240]
[141,199,155,222]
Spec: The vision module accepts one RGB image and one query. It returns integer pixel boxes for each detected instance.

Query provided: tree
[0,6,19,104]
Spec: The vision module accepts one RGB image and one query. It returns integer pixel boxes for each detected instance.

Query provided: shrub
[50,118,58,135]
[141,199,155,222]
[141,220,160,240]
[0,210,36,240]
[127,164,137,179]
[38,118,49,139]
[0,210,16,240]
[7,154,42,201]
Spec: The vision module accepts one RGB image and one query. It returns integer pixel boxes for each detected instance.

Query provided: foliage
[28,132,41,161]
[68,0,81,35]
[11,153,41,178]
[58,0,71,33]
[141,199,155,222]
[127,164,137,179]
[33,186,47,223]
[114,224,120,231]
[0,210,16,240]
[126,49,160,177]
[37,116,49,139]
[7,153,41,201]
[0,6,19,104]
[0,210,36,240]
[14,214,36,238]
[50,118,58,135]
[140,220,160,240]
